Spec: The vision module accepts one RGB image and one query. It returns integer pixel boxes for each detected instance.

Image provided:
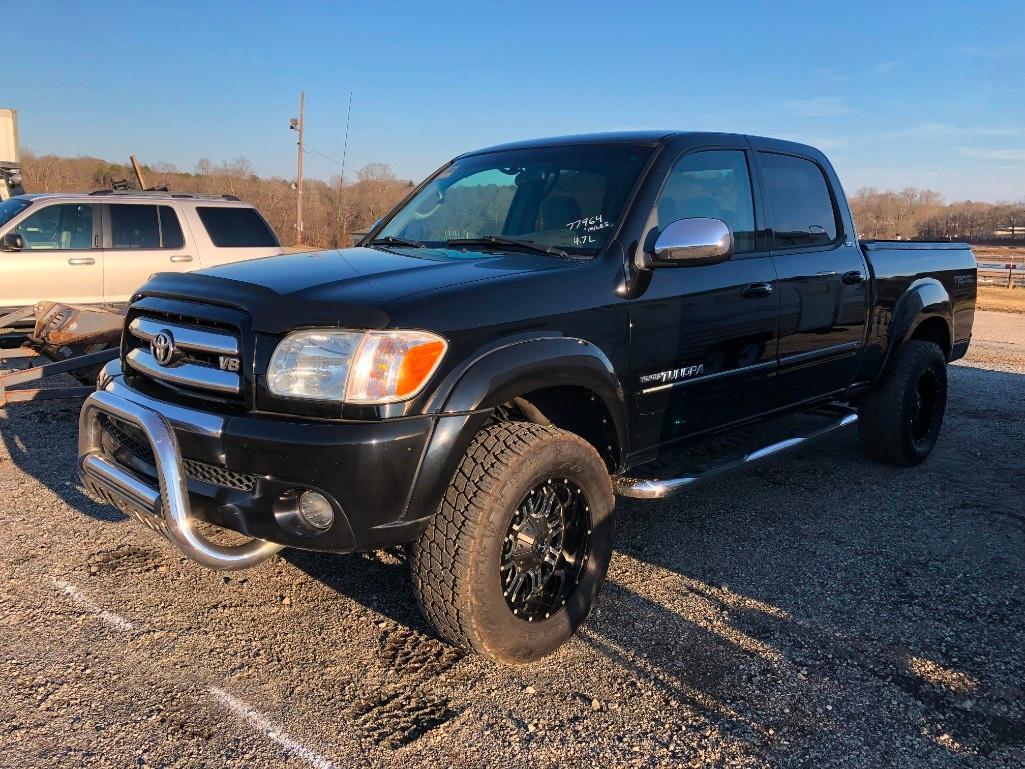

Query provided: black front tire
[410,422,615,665]
[858,340,948,466]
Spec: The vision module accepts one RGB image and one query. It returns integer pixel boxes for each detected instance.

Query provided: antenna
[341,91,352,182]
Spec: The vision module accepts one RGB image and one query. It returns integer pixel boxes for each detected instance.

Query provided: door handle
[169,255,194,263]
[67,257,95,266]
[741,282,773,299]
[842,270,865,285]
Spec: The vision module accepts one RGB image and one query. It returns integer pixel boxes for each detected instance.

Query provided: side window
[657,150,756,253]
[109,205,161,249]
[758,153,838,248]
[196,207,278,247]
[159,206,185,248]
[14,204,94,250]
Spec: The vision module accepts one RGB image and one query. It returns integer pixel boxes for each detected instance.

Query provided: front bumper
[78,368,436,569]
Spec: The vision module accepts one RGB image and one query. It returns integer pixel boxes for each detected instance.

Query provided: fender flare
[879,277,952,381]
[437,336,627,446]
[399,337,628,524]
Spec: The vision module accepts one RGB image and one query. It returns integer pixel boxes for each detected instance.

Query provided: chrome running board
[614,409,859,500]
[78,388,282,570]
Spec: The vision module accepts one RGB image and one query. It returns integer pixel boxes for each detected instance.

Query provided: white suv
[0,191,283,314]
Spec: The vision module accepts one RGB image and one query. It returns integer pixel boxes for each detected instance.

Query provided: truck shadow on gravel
[283,547,431,632]
[0,401,127,523]
[587,369,1025,760]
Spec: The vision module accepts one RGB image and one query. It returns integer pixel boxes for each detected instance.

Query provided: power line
[303,144,355,173]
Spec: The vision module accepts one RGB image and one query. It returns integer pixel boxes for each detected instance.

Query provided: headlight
[267,329,447,404]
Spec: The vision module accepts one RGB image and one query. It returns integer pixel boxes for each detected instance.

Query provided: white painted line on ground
[209,686,338,769]
[53,578,135,632]
[50,578,347,767]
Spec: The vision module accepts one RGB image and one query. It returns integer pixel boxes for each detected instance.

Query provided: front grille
[124,312,243,400]
[101,416,258,493]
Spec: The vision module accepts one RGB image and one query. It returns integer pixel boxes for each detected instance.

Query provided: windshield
[0,198,31,228]
[376,144,653,256]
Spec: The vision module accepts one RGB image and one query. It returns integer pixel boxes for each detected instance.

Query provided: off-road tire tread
[410,421,601,655]
[858,340,945,466]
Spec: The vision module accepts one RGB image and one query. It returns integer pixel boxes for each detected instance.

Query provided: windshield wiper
[369,235,424,248]
[446,236,569,259]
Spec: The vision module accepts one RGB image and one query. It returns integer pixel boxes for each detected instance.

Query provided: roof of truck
[463,131,681,156]
[462,131,821,159]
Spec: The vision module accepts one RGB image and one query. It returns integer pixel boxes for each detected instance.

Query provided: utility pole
[291,91,305,245]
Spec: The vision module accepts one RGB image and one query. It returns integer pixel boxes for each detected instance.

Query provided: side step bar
[614,409,859,500]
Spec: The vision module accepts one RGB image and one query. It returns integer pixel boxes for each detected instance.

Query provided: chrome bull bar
[78,389,282,570]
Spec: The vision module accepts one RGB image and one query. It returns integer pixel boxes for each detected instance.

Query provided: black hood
[137,246,574,334]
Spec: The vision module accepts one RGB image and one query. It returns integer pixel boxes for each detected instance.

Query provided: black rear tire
[858,340,947,466]
[410,422,615,665]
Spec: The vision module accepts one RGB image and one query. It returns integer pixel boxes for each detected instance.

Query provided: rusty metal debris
[0,302,123,406]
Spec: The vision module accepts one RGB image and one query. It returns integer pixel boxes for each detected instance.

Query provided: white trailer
[0,108,23,199]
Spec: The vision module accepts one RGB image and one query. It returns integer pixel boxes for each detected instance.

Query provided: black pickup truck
[78,132,976,664]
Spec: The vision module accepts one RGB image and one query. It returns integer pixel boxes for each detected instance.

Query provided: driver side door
[629,148,780,451]
[0,202,104,308]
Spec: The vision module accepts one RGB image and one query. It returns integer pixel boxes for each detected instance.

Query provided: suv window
[14,203,94,250]
[160,206,185,248]
[657,150,756,253]
[197,207,278,247]
[758,153,838,248]
[109,204,186,249]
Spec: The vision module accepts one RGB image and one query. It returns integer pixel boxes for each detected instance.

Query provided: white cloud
[783,97,856,117]
[957,147,1025,161]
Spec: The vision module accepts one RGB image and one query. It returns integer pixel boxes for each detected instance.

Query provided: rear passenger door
[756,151,869,404]
[102,203,193,304]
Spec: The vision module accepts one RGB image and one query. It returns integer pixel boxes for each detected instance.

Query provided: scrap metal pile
[0,303,123,406]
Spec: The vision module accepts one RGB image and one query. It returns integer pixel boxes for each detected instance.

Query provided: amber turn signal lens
[344,330,448,403]
[396,340,446,397]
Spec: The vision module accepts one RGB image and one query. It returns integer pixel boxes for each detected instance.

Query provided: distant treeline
[20,152,415,249]
[20,152,1025,246]
[850,187,1025,242]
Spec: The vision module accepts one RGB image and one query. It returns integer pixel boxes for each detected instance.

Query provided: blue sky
[4,0,1024,201]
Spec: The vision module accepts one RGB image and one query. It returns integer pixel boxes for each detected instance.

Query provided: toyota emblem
[151,330,176,366]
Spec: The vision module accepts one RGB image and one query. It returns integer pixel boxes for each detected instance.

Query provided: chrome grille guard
[78,387,281,570]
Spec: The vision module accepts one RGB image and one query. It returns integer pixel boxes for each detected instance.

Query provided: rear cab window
[197,207,279,247]
[758,152,839,249]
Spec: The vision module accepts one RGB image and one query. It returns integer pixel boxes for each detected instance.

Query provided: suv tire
[858,340,947,466]
[411,421,615,664]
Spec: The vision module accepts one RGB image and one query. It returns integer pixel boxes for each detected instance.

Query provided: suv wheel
[858,340,948,466]
[411,422,615,664]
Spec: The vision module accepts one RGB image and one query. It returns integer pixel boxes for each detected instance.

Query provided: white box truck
[0,109,23,199]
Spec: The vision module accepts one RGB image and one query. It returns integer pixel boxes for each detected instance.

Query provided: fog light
[298,491,334,530]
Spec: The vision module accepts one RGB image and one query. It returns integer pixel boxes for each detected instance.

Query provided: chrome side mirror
[1,232,24,252]
[650,217,733,267]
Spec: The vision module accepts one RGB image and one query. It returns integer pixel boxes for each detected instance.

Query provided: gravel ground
[1,311,1022,768]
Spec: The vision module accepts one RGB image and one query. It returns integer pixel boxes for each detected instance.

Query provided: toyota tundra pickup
[77,133,976,664]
